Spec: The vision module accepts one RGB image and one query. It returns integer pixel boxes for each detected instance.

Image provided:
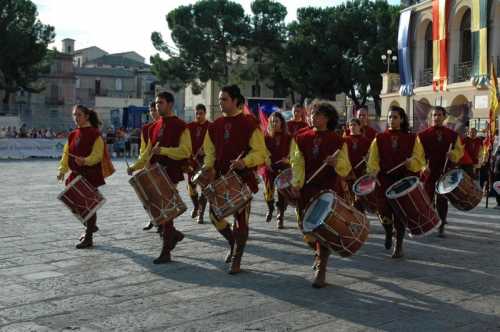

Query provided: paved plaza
[0,159,499,331]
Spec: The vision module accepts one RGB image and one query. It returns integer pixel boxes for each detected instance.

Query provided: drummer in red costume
[127,91,192,264]
[419,106,464,237]
[366,106,425,258]
[344,118,372,211]
[140,101,160,231]
[290,101,352,288]
[287,103,308,137]
[345,106,377,142]
[203,84,268,274]
[186,104,211,224]
[57,105,112,249]
[463,127,483,179]
[263,111,292,228]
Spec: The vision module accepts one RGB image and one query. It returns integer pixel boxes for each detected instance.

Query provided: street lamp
[381,49,397,73]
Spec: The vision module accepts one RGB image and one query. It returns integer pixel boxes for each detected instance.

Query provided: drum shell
[274,168,298,207]
[437,170,482,211]
[192,168,212,188]
[129,164,186,225]
[352,175,378,213]
[386,177,441,237]
[203,171,252,219]
[58,175,106,224]
[303,191,369,257]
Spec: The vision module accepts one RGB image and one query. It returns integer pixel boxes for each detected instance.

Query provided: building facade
[381,0,500,131]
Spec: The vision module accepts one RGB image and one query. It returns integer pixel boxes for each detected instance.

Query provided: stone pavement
[0,159,499,332]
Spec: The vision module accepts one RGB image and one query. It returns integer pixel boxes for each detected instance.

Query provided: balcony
[453,61,472,83]
[418,68,433,87]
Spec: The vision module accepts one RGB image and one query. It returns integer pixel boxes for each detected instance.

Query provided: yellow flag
[488,63,499,145]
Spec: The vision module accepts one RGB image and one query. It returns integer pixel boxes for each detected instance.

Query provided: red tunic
[418,126,458,183]
[262,132,291,182]
[344,134,371,178]
[208,113,260,193]
[287,120,308,137]
[148,116,188,184]
[66,127,105,188]
[187,120,210,163]
[463,137,482,164]
[295,128,344,208]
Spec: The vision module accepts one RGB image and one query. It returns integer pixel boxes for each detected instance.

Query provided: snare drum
[386,176,441,237]
[58,175,106,225]
[203,171,252,219]
[436,168,482,211]
[274,168,298,207]
[129,164,187,225]
[352,175,378,213]
[302,191,369,257]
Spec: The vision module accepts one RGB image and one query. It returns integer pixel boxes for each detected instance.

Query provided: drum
[494,181,500,195]
[203,171,252,219]
[302,191,369,257]
[386,176,440,237]
[129,164,187,225]
[436,168,482,211]
[58,175,106,225]
[352,175,378,213]
[192,168,212,188]
[274,168,297,207]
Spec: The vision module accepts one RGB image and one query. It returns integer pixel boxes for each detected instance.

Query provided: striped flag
[471,0,488,87]
[432,0,450,91]
[485,62,499,152]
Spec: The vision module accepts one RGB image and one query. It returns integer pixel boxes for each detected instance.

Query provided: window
[75,78,80,89]
[95,80,101,95]
[424,23,433,69]
[460,9,472,63]
[115,78,122,91]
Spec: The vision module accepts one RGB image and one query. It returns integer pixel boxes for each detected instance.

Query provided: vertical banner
[471,0,488,87]
[398,10,414,96]
[432,0,450,91]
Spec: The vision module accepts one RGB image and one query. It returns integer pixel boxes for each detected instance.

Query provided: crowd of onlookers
[104,127,141,158]
[0,124,70,139]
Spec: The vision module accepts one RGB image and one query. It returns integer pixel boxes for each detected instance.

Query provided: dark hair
[195,103,206,112]
[432,105,447,116]
[157,91,174,103]
[350,118,361,126]
[268,111,288,135]
[312,101,339,131]
[292,103,303,109]
[356,106,368,113]
[388,105,409,133]
[75,104,101,128]
[149,101,156,108]
[221,84,245,107]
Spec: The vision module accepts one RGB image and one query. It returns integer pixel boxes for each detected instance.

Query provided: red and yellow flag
[432,0,450,91]
[485,62,499,151]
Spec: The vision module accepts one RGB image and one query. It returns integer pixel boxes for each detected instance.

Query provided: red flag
[243,103,252,115]
[258,107,268,132]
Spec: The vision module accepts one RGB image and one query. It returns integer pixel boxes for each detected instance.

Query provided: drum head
[436,169,463,194]
[303,191,335,233]
[386,176,419,199]
[353,175,376,196]
[493,181,500,195]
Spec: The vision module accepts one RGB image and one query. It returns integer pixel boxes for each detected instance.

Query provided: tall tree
[0,0,55,104]
[151,0,249,92]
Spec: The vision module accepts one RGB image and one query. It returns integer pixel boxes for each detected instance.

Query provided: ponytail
[75,104,102,128]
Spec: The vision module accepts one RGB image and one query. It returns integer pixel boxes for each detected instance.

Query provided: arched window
[459,9,471,63]
[424,23,433,69]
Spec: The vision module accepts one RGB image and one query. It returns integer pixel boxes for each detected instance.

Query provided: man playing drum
[290,100,352,288]
[262,112,292,228]
[57,105,113,249]
[127,91,192,264]
[366,106,425,258]
[186,104,211,224]
[202,84,268,274]
[418,106,464,237]
[140,101,161,231]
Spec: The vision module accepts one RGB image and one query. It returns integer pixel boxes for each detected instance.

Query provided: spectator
[0,127,6,138]
[19,124,28,138]
[129,127,140,158]
[105,127,116,157]
[493,149,500,209]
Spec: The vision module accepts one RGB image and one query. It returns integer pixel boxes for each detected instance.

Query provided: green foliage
[0,0,55,102]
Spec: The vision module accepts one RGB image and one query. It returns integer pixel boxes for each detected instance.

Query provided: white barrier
[0,138,66,159]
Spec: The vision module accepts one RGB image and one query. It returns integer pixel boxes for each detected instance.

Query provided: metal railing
[453,61,472,83]
[418,68,433,87]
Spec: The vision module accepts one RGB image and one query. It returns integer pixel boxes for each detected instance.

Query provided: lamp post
[381,49,398,73]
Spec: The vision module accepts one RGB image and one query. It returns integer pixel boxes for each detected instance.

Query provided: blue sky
[33,0,400,62]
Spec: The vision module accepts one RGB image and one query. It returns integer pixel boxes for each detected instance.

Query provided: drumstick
[442,144,453,174]
[306,149,340,185]
[386,156,415,174]
[229,151,245,171]
[353,156,367,170]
